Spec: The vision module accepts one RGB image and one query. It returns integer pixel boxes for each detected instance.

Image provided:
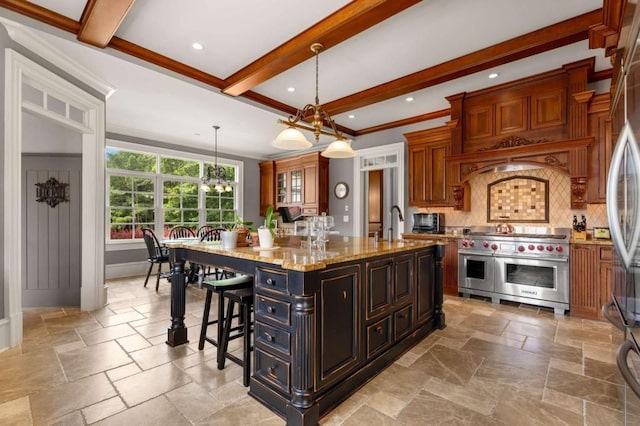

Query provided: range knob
[556,246,563,253]
[518,246,525,252]
[462,241,468,247]
[546,245,553,252]
[469,241,475,248]
[491,244,498,250]
[537,245,544,251]
[483,242,489,248]
[528,244,535,251]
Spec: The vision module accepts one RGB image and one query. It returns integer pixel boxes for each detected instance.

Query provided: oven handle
[458,250,494,257]
[616,339,640,399]
[493,254,569,263]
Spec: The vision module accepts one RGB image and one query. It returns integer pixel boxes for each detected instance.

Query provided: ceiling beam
[77,0,135,48]
[320,9,603,117]
[221,0,420,97]
[355,109,451,136]
[0,0,79,33]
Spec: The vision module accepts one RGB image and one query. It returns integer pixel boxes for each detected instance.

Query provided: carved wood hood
[444,58,596,211]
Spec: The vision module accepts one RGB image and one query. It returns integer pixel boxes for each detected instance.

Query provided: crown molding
[0,16,116,98]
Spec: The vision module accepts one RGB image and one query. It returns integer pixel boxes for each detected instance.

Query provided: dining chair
[198,227,228,282]
[168,225,196,239]
[142,228,171,291]
[197,224,215,240]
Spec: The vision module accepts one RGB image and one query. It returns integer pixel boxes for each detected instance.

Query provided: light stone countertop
[165,236,440,272]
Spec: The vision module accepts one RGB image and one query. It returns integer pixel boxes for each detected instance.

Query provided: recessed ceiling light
[194,132,200,136]
[192,42,204,50]
[488,72,499,79]
[348,114,355,119]
[287,87,295,92]
[406,97,414,102]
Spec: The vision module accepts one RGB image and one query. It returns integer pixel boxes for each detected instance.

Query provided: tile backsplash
[415,167,608,230]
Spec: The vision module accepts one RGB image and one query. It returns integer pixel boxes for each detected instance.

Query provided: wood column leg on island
[435,244,446,330]
[287,294,319,426]
[167,258,189,346]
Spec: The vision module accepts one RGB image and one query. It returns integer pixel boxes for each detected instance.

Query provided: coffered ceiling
[0,0,615,158]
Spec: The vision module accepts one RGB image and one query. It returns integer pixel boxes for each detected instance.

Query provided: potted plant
[258,205,279,249]
[249,226,260,246]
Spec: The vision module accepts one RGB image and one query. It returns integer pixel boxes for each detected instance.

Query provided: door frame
[3,49,106,349]
[352,142,405,238]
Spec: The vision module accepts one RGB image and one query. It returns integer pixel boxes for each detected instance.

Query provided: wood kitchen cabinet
[260,152,329,215]
[259,161,275,216]
[570,243,613,320]
[405,126,452,207]
[442,238,459,296]
[587,93,613,203]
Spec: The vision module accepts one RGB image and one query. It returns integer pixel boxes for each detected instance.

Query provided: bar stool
[219,287,254,386]
[198,275,253,357]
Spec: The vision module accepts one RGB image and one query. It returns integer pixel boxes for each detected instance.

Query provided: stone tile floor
[1,275,639,425]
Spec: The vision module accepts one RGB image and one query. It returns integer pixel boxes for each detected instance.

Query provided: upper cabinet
[405,126,452,207]
[260,152,329,216]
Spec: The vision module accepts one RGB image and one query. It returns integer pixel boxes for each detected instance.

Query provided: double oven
[458,227,570,315]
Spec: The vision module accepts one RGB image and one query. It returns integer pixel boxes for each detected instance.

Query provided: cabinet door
[290,169,302,204]
[317,265,361,391]
[365,258,393,320]
[443,239,459,296]
[259,161,275,216]
[303,163,317,213]
[428,142,448,203]
[416,250,435,324]
[570,244,598,319]
[276,171,287,204]
[394,253,414,305]
[409,145,427,204]
[598,247,613,321]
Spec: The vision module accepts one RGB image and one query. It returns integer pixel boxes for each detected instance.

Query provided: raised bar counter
[166,237,445,425]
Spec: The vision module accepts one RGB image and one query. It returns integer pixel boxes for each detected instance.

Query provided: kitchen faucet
[388,205,404,242]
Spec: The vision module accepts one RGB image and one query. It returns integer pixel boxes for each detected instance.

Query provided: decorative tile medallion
[487,176,549,222]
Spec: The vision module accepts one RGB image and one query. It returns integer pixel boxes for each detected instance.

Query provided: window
[106,142,243,243]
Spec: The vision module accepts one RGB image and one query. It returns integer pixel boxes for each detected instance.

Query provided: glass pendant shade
[272,127,312,149]
[321,139,356,158]
[200,182,211,192]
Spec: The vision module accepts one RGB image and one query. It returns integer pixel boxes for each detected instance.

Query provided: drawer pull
[267,306,276,314]
[376,325,384,335]
[266,278,276,285]
[264,332,274,342]
[267,366,277,377]
[343,290,347,300]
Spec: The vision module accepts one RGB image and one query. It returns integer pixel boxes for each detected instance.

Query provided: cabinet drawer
[366,316,392,359]
[256,268,288,293]
[255,321,291,356]
[302,207,317,215]
[599,246,612,261]
[394,305,413,340]
[254,348,290,394]
[256,294,291,327]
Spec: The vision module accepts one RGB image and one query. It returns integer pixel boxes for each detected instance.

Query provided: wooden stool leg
[216,290,227,366]
[218,298,236,370]
[198,289,213,350]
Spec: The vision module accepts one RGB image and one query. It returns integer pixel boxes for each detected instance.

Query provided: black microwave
[412,213,444,234]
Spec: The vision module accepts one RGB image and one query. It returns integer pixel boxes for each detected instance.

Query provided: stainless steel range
[458,226,570,315]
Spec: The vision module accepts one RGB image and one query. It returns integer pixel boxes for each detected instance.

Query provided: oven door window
[467,259,486,280]
[505,263,554,288]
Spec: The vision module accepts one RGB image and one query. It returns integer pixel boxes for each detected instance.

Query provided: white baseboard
[105,261,149,279]
[0,318,9,352]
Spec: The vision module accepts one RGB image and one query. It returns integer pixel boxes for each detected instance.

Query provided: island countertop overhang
[165,236,441,271]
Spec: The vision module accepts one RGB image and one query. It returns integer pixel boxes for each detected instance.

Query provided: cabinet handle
[267,306,275,314]
[267,366,277,377]
[264,331,274,342]
[343,290,347,300]
[266,278,276,285]
[376,325,384,335]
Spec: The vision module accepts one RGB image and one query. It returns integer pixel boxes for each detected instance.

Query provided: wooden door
[367,170,383,237]
[22,155,82,307]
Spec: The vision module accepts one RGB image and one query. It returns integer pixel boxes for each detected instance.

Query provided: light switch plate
[343,215,349,222]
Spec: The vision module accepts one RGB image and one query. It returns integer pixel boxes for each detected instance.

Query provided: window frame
[105,139,244,250]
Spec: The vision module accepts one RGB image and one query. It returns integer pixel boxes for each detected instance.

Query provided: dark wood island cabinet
[165,237,444,425]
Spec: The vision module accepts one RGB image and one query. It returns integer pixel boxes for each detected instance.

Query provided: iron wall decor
[35,177,69,208]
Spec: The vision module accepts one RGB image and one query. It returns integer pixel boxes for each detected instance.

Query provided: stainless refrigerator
[604,2,640,422]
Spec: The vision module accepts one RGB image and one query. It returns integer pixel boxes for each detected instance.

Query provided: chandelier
[200,125,232,193]
[272,43,356,159]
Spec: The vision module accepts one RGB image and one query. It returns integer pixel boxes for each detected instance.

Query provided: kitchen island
[166,237,444,425]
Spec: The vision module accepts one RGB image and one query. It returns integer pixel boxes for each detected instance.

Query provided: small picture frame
[593,227,610,240]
